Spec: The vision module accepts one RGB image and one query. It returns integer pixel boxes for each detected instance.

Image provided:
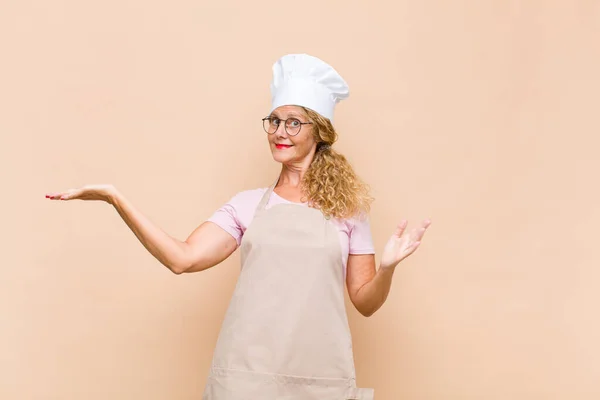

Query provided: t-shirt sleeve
[348,214,376,255]
[207,193,245,247]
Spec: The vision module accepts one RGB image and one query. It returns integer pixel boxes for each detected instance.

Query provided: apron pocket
[203,367,375,400]
[203,368,270,399]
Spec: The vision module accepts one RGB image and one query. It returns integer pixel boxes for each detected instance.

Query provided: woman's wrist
[105,185,120,205]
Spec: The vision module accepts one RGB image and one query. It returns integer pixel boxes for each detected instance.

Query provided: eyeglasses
[262,116,313,136]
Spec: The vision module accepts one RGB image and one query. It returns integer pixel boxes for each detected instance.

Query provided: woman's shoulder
[335,210,371,227]
[233,186,268,197]
[222,187,270,210]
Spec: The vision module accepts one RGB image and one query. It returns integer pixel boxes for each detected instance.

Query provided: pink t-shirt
[208,188,375,272]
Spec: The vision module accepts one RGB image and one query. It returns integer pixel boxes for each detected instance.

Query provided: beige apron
[202,178,375,399]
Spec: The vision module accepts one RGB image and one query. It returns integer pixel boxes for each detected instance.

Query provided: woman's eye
[271,118,280,125]
[289,119,300,127]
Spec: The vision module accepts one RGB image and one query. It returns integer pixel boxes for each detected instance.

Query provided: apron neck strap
[256,176,280,213]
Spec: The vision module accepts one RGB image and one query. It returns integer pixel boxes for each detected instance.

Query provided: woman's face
[266,105,317,166]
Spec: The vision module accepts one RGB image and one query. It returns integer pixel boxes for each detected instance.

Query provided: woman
[46,53,431,399]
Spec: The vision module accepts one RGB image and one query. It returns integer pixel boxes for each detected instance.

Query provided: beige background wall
[1,1,599,399]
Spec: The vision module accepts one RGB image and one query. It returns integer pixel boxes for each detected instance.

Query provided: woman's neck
[278,164,307,188]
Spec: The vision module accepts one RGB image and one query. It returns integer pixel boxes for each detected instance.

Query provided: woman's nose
[275,123,288,137]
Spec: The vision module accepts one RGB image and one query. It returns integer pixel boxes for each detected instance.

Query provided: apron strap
[255,176,280,213]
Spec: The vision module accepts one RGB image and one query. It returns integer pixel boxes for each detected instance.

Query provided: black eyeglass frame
[261,116,313,136]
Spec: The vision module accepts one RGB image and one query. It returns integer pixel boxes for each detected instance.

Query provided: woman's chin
[271,153,292,164]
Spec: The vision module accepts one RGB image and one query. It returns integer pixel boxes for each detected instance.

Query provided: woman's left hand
[380,219,431,269]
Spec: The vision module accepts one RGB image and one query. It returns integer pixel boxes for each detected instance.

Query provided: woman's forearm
[109,189,190,274]
[354,266,396,317]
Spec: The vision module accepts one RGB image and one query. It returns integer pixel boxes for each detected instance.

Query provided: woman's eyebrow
[271,112,302,119]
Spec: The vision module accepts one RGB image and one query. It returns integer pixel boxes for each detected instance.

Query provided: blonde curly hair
[299,107,374,220]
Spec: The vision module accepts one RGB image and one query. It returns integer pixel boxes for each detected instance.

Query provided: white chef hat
[269,53,350,123]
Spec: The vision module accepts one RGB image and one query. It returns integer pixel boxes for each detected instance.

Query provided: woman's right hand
[45,183,237,273]
[46,184,117,204]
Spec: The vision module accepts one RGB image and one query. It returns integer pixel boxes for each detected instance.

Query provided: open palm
[45,184,116,203]
[380,219,431,269]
